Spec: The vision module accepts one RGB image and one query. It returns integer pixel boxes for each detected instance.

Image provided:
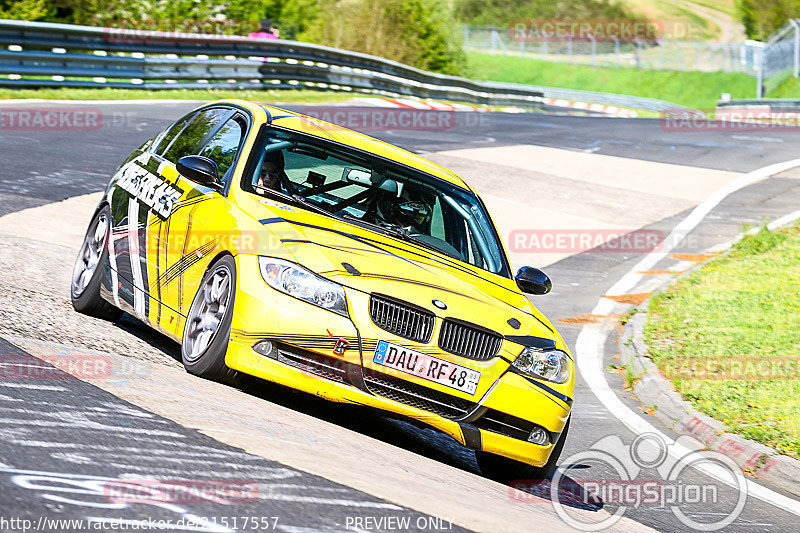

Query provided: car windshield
[244,130,507,275]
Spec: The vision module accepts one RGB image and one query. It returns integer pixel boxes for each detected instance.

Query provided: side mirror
[515,266,552,295]
[177,155,221,190]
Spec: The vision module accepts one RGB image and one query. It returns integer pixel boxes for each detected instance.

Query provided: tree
[299,0,464,74]
[736,0,800,40]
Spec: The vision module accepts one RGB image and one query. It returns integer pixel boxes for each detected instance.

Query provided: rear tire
[181,255,239,384]
[70,205,123,321]
[476,418,570,481]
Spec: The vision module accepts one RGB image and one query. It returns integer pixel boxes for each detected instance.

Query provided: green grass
[645,224,800,459]
[466,52,757,109]
[767,76,800,100]
[0,87,356,103]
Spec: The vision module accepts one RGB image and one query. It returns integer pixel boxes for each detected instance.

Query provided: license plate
[372,340,480,395]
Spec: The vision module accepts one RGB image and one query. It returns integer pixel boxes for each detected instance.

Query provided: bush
[298,0,465,75]
[25,0,464,74]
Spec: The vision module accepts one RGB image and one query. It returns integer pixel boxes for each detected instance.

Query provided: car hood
[252,203,559,343]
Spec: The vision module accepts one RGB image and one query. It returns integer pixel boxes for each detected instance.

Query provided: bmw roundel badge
[432,299,447,310]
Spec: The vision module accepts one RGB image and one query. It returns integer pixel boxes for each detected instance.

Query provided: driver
[372,187,433,234]
[256,148,286,190]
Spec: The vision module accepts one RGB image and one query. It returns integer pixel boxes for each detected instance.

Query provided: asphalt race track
[1,100,800,532]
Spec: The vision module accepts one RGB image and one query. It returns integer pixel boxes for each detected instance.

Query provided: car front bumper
[227,255,572,467]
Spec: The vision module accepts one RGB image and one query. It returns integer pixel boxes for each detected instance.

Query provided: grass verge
[466,52,758,109]
[645,223,800,459]
[0,87,356,103]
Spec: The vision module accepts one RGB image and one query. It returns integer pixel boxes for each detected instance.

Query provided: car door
[147,107,248,338]
[103,114,195,325]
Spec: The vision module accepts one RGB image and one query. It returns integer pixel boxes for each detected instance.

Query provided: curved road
[1,100,799,532]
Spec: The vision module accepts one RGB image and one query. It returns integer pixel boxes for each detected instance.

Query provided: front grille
[369,294,435,343]
[363,369,477,419]
[474,409,542,442]
[438,319,502,361]
[273,343,352,383]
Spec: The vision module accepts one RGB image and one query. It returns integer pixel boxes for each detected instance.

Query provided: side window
[199,117,244,178]
[154,112,195,155]
[162,108,230,164]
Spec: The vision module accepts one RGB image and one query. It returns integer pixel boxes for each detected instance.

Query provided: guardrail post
[635,40,642,68]
[791,19,800,78]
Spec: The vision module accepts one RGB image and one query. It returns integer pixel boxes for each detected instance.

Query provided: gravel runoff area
[0,230,181,368]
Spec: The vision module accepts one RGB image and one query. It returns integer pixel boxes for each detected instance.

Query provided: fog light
[253,341,275,358]
[528,427,549,445]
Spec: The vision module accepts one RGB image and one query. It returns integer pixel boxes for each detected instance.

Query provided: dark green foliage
[736,0,800,40]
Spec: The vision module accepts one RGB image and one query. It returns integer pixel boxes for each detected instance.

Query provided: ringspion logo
[511,433,747,531]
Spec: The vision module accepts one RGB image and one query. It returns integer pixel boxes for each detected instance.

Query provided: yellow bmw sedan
[71,99,573,479]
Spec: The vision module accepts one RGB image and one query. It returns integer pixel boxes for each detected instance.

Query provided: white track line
[577,158,800,516]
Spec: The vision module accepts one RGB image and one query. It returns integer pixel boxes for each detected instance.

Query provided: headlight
[512,347,570,384]
[258,257,349,317]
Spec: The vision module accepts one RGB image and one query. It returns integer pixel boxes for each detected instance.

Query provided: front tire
[476,418,570,481]
[70,205,123,321]
[181,255,239,384]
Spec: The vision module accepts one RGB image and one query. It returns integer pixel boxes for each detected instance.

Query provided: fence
[463,22,800,99]
[751,21,800,97]
[463,25,753,74]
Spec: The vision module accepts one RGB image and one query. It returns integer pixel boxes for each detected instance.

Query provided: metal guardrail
[0,19,545,107]
[0,19,687,111]
[717,98,800,109]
